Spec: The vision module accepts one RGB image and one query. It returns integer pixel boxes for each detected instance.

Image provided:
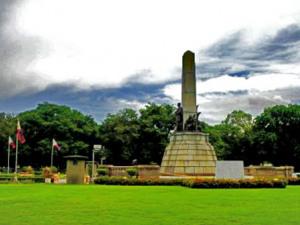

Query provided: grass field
[0,184,299,225]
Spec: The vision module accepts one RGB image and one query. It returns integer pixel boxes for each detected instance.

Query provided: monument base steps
[160,132,217,176]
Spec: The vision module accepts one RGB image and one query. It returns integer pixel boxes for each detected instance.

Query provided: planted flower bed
[94,176,287,188]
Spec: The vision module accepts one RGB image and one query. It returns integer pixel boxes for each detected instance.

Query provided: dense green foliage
[99,103,175,165]
[97,168,108,176]
[203,110,254,162]
[1,102,300,170]
[252,105,300,167]
[203,106,300,170]
[3,103,99,169]
[0,184,299,225]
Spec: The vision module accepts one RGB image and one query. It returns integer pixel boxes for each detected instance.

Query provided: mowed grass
[0,184,299,225]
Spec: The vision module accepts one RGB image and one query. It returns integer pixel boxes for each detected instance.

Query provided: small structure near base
[65,155,88,184]
[216,161,244,179]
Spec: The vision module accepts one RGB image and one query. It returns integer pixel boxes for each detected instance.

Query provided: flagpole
[14,135,19,182]
[7,137,10,174]
[51,140,54,168]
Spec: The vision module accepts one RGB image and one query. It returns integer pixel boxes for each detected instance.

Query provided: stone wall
[137,165,160,179]
[244,165,294,178]
[102,165,160,179]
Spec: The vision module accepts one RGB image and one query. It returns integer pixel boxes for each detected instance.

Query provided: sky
[0,0,300,124]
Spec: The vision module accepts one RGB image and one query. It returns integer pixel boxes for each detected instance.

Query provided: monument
[160,51,217,176]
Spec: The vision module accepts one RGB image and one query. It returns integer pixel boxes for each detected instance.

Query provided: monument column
[160,50,217,177]
[182,51,197,127]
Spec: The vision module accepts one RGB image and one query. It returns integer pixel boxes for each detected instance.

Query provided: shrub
[183,179,287,189]
[0,175,44,183]
[97,168,108,176]
[42,167,52,178]
[17,176,44,183]
[0,173,15,178]
[50,166,58,173]
[126,168,137,177]
[35,170,42,176]
[94,177,287,188]
[0,175,14,182]
[21,166,34,174]
[288,178,300,185]
[94,177,184,186]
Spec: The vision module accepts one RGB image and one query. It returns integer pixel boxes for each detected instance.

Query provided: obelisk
[160,50,217,177]
[182,51,197,127]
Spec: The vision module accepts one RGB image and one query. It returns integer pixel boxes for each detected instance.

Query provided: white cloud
[116,99,147,111]
[198,92,289,124]
[163,73,300,123]
[1,0,300,123]
[12,0,300,89]
[163,73,300,101]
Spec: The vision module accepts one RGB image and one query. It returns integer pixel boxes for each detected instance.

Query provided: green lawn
[0,184,299,225]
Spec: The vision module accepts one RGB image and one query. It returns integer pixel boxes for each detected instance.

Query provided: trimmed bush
[21,166,34,174]
[0,175,44,183]
[126,168,137,177]
[42,167,52,178]
[94,177,184,186]
[94,177,287,188]
[97,168,108,176]
[50,166,58,173]
[0,173,15,178]
[288,178,300,185]
[183,179,287,189]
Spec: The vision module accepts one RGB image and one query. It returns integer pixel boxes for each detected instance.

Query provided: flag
[16,120,26,144]
[8,136,16,149]
[52,139,61,151]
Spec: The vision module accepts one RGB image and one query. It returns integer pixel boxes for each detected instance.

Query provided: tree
[224,110,253,133]
[204,123,242,159]
[252,104,300,169]
[99,103,176,165]
[138,103,175,164]
[99,108,140,165]
[204,110,254,162]
[16,102,99,169]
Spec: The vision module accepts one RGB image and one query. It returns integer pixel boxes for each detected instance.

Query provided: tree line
[0,102,299,170]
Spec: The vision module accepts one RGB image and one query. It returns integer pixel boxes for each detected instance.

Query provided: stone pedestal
[160,132,217,176]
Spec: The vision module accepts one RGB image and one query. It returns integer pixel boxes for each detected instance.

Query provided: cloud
[0,0,49,99]
[0,0,300,124]
[198,91,289,124]
[196,24,300,79]
[3,0,297,92]
[0,82,166,121]
[163,24,300,123]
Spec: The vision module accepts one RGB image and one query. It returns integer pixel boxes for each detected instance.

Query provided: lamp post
[92,144,102,181]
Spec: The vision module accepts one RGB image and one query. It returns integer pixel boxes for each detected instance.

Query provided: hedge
[182,178,287,188]
[0,175,44,183]
[94,176,183,186]
[94,177,287,188]
[288,178,300,185]
[97,168,108,176]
